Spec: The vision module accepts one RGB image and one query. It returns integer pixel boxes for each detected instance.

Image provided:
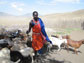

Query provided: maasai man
[26,11,52,54]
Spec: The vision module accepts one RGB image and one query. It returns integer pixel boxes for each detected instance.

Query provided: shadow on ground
[63,48,82,54]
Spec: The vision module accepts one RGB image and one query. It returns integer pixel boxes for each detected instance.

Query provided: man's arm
[26,20,34,34]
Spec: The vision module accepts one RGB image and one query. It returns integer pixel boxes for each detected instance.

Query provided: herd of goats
[0,28,84,63]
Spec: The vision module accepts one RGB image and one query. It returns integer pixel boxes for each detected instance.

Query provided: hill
[0,9,84,29]
[0,12,13,16]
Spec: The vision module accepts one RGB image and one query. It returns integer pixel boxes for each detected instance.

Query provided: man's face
[33,12,38,21]
[33,12,38,18]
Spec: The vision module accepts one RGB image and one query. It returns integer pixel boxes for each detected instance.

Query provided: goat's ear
[67,35,70,39]
[82,40,84,44]
[27,34,30,36]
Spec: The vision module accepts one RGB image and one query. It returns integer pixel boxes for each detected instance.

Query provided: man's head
[33,11,38,21]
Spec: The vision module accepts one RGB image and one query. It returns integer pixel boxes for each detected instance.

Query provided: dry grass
[0,9,84,31]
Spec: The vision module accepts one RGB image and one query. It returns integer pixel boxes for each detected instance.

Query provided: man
[26,11,52,54]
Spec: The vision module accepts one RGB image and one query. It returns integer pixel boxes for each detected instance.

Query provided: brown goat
[62,35,70,39]
[51,35,70,39]
[66,39,84,54]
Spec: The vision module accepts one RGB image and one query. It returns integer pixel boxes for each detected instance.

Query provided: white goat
[49,36,67,51]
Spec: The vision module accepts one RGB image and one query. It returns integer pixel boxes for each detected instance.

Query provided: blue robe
[38,18,52,44]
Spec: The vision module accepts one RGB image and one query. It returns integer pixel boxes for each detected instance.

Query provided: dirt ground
[0,30,84,63]
[39,30,84,63]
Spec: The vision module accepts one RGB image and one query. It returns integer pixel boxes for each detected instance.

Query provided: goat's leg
[47,44,52,53]
[64,43,67,49]
[31,56,34,63]
[74,48,78,54]
[15,59,20,63]
[57,45,61,51]
[46,45,50,52]
[66,44,69,53]
[47,47,50,53]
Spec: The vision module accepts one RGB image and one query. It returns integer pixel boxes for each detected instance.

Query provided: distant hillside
[21,13,32,17]
[41,9,84,28]
[43,9,84,18]
[0,12,32,17]
[0,12,13,16]
[0,9,84,29]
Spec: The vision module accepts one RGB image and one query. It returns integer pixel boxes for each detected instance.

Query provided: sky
[0,0,84,16]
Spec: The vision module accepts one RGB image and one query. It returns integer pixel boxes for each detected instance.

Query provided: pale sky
[0,0,84,15]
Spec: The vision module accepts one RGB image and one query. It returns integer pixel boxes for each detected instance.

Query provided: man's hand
[45,42,51,45]
[26,31,29,34]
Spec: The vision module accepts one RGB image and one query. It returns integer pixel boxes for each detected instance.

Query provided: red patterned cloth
[32,20,46,51]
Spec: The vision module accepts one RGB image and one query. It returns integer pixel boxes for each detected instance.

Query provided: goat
[10,41,34,63]
[10,50,33,63]
[66,39,84,54]
[49,36,67,51]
